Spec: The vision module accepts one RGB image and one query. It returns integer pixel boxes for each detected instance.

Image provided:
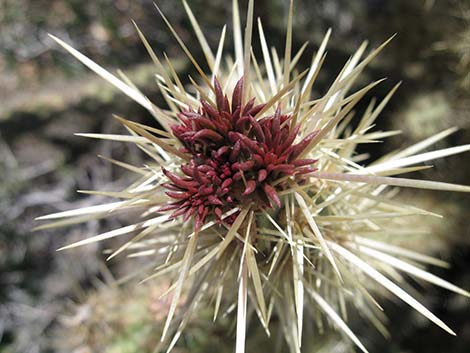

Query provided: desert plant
[39,1,470,352]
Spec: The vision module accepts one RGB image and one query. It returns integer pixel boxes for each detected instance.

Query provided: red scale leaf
[243,180,257,195]
[258,169,268,182]
[231,78,244,112]
[263,184,281,208]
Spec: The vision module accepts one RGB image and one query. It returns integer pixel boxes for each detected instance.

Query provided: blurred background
[0,0,469,352]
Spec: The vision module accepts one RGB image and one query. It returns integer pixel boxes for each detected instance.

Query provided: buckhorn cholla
[38,1,470,352]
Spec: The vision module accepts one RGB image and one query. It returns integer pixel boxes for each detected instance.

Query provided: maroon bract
[163,78,318,230]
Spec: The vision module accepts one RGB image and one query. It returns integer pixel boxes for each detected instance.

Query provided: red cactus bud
[163,77,321,228]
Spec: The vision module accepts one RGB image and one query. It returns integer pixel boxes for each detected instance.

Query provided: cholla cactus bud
[162,76,318,230]
[38,1,470,352]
